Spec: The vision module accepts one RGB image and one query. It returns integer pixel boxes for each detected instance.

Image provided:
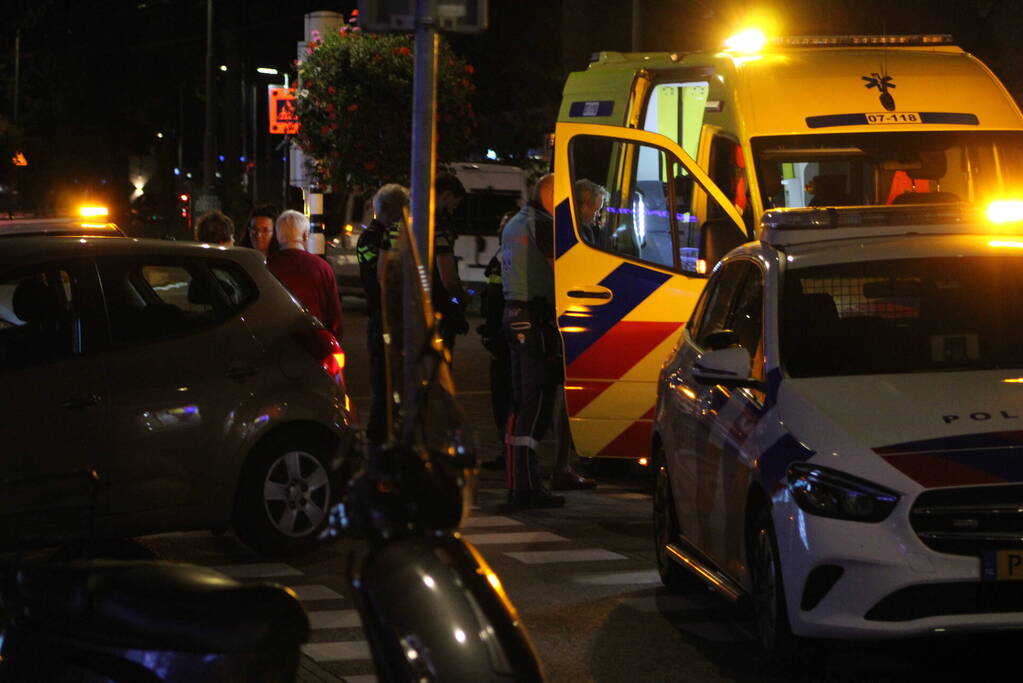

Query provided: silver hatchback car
[0,236,355,556]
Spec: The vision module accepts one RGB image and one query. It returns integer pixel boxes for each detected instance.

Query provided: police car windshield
[782,255,1023,378]
[753,131,1023,210]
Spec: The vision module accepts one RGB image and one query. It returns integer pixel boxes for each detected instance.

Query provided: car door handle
[566,287,613,301]
[62,392,100,410]
[224,366,259,382]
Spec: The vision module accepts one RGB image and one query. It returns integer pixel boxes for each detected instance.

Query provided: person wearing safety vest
[500,174,566,509]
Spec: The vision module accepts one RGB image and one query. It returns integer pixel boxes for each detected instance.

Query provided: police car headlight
[787,464,899,523]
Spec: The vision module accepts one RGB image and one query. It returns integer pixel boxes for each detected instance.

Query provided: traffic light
[179,193,191,227]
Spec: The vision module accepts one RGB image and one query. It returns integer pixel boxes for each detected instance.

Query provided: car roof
[0,217,125,238]
[754,232,1023,270]
[0,236,266,271]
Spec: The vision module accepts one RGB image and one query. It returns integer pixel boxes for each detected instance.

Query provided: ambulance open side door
[553,122,746,459]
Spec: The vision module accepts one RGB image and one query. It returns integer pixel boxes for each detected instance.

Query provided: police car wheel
[653,453,698,592]
[751,509,798,662]
[234,434,333,557]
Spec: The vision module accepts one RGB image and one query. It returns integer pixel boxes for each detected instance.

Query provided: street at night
[9,2,1023,682]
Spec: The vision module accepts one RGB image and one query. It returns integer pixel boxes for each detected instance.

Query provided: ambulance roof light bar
[760,204,1007,247]
[769,34,953,48]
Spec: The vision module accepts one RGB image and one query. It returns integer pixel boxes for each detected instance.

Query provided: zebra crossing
[210,507,753,682]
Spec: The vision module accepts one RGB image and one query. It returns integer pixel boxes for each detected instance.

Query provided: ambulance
[552,30,1023,460]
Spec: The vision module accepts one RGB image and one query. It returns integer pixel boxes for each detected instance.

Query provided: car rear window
[782,255,1023,377]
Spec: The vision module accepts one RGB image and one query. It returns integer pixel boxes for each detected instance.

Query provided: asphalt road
[137,300,1023,683]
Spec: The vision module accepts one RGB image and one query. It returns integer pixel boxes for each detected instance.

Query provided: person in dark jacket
[358,184,408,444]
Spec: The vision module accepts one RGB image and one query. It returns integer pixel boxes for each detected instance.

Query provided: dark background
[1,0,1020,230]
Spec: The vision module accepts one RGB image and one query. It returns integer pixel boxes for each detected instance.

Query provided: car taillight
[295,328,346,385]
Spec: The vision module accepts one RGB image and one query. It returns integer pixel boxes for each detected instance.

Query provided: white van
[447,162,528,305]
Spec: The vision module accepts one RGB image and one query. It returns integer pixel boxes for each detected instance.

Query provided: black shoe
[481,456,506,470]
[508,489,565,509]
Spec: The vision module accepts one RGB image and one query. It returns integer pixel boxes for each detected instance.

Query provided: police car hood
[778,371,1023,489]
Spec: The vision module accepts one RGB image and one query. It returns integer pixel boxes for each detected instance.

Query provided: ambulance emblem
[862,72,896,111]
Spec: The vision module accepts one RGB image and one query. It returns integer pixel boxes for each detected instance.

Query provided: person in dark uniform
[501,174,565,509]
[433,174,470,356]
[357,184,409,444]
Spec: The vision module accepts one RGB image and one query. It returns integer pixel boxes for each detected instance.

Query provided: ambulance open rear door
[553,123,746,459]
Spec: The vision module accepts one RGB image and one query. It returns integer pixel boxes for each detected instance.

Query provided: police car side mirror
[692,345,761,389]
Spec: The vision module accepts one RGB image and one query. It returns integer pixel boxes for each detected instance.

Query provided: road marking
[301,640,371,662]
[289,585,344,601]
[461,515,523,528]
[462,531,568,545]
[307,609,362,629]
[212,562,302,578]
[572,569,662,585]
[505,548,628,564]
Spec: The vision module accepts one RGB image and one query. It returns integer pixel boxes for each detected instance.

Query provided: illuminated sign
[269,87,300,135]
[11,152,27,167]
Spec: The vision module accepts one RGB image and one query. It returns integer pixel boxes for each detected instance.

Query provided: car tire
[750,508,799,664]
[653,451,699,593]
[234,433,334,557]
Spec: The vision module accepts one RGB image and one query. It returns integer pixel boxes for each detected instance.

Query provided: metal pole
[631,0,641,52]
[13,29,20,125]
[202,0,216,194]
[177,85,185,173]
[251,83,258,203]
[402,0,438,443]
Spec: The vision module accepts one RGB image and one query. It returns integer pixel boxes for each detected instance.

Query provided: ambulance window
[708,135,749,222]
[568,135,676,270]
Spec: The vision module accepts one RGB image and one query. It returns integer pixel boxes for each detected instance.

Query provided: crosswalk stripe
[571,569,662,585]
[289,585,344,601]
[212,563,302,578]
[461,515,524,528]
[505,548,628,564]
[301,640,371,662]
[462,531,568,545]
[307,609,362,629]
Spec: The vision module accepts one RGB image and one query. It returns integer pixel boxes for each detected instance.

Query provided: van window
[641,82,709,159]
[752,131,1023,209]
[569,135,736,275]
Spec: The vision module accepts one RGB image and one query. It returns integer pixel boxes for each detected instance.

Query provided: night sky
[2,0,1022,227]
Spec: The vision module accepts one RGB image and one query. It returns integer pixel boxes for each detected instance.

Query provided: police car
[651,202,1023,655]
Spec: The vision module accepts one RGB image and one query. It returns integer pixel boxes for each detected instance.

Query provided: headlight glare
[787,463,899,523]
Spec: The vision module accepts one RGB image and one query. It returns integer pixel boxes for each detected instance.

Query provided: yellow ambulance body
[553,35,1023,459]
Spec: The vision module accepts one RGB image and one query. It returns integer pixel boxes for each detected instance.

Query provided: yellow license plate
[981,550,1023,580]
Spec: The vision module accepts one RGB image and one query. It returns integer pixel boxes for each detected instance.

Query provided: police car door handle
[566,286,612,301]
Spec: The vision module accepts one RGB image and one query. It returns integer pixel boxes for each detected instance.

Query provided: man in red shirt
[267,210,343,340]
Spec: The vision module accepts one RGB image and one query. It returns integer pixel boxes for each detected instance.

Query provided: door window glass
[569,134,738,275]
[0,264,93,372]
[99,258,222,345]
[209,262,257,312]
[690,261,750,344]
[727,265,764,378]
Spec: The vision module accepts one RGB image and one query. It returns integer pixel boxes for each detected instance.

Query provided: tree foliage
[294,19,477,190]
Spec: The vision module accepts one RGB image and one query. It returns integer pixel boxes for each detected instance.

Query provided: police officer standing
[357,184,409,444]
[501,174,565,509]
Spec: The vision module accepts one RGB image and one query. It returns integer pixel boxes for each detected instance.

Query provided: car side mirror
[692,345,761,389]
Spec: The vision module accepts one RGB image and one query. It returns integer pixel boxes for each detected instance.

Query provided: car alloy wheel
[751,510,797,663]
[652,452,696,592]
[262,450,331,538]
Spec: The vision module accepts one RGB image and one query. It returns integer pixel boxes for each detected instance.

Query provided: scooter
[317,206,545,682]
[0,471,309,683]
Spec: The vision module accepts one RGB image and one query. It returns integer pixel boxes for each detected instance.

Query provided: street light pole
[202,0,216,198]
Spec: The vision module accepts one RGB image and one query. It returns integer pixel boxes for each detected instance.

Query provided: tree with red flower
[294,13,476,189]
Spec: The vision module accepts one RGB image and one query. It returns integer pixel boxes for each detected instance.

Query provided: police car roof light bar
[759,204,1010,247]
[770,34,954,48]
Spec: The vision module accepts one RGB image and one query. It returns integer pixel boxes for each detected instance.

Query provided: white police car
[652,203,1023,657]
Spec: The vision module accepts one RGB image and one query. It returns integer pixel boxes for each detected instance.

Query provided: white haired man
[267,210,343,340]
